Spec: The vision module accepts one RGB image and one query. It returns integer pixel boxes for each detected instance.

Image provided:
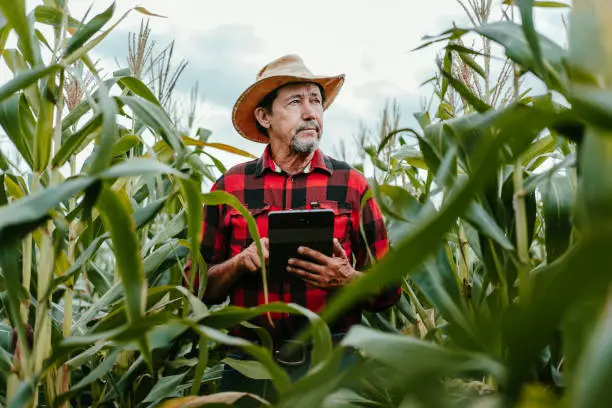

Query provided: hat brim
[232,74,345,144]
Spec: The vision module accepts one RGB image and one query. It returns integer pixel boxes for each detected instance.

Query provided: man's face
[262,82,324,154]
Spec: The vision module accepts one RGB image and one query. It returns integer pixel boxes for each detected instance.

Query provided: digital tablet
[268,209,335,280]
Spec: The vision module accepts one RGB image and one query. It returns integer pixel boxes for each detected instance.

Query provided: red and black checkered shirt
[199,145,400,341]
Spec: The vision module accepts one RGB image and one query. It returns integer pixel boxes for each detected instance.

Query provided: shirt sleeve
[185,180,227,293]
[353,185,401,312]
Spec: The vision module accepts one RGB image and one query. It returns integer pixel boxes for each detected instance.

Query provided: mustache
[296,121,320,133]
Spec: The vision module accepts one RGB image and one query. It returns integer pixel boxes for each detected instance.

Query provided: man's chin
[291,136,320,154]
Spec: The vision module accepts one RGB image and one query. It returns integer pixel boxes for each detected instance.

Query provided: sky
[4,0,570,179]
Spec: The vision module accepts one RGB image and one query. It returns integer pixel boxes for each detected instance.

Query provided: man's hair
[255,82,326,137]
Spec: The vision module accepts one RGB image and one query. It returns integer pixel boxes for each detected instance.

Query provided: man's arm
[203,238,269,304]
[353,188,401,312]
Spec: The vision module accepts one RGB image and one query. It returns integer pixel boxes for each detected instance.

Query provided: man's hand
[286,238,362,288]
[235,238,269,274]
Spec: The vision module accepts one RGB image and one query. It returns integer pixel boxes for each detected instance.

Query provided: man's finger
[244,256,258,272]
[288,257,323,274]
[297,246,329,264]
[332,238,348,259]
[250,252,262,269]
[287,266,322,284]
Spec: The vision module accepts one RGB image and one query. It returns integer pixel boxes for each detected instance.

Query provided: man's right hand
[235,238,269,274]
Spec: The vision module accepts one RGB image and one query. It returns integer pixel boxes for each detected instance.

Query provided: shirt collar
[255,144,333,177]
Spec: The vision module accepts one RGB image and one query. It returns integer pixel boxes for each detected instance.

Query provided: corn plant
[3,0,612,407]
[289,0,612,407]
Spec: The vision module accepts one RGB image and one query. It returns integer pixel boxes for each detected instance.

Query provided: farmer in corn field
[196,54,400,402]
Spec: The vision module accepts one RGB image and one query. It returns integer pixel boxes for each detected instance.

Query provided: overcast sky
[6,0,569,177]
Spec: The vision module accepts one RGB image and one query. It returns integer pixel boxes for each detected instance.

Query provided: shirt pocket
[226,204,271,257]
[316,200,353,250]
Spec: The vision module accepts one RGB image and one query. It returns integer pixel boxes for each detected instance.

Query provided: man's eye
[312,98,322,105]
[289,99,300,105]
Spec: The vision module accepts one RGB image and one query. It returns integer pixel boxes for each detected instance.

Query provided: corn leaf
[63,2,115,57]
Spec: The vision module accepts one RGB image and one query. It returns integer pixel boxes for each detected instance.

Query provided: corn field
[1,0,612,407]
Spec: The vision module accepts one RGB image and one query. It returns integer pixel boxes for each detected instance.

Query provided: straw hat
[232,54,345,143]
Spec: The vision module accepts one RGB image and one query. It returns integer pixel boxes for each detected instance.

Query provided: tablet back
[268,209,334,280]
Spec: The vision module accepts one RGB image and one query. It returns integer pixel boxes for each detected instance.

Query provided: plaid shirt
[199,145,400,341]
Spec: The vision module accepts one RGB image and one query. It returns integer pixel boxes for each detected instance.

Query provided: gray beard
[291,134,320,154]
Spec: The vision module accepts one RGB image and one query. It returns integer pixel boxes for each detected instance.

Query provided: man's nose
[301,102,317,120]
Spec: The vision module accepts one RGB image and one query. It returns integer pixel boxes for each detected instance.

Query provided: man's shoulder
[325,155,369,185]
[224,158,259,176]
[213,158,259,189]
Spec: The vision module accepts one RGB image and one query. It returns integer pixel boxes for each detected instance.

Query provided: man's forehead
[278,82,322,97]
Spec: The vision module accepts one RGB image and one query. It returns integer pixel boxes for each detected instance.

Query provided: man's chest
[223,173,357,258]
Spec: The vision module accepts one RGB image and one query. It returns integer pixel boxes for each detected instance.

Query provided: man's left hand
[286,238,362,289]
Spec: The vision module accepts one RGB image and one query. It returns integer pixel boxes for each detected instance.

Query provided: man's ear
[254,107,270,129]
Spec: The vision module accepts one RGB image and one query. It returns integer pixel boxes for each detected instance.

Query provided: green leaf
[0,176,94,243]
[7,377,37,408]
[540,175,573,263]
[95,185,152,370]
[33,78,55,171]
[567,2,606,84]
[61,6,133,65]
[52,234,106,287]
[179,178,203,293]
[577,128,612,229]
[99,157,185,180]
[0,0,41,65]
[199,150,227,174]
[464,201,514,251]
[457,48,486,78]
[0,64,62,104]
[521,134,556,170]
[0,94,34,168]
[569,86,612,130]
[62,98,91,129]
[474,21,566,90]
[53,113,102,168]
[95,185,146,324]
[88,82,118,174]
[120,96,185,158]
[191,336,209,396]
[111,134,141,157]
[183,136,256,159]
[412,246,472,339]
[133,196,168,228]
[222,358,272,380]
[571,297,612,408]
[0,240,31,380]
[34,5,81,30]
[55,350,120,405]
[391,145,428,169]
[319,101,557,329]
[341,325,505,380]
[516,0,546,82]
[364,146,389,171]
[193,324,291,394]
[439,66,491,113]
[116,76,161,106]
[142,372,187,404]
[63,2,115,57]
[377,127,421,154]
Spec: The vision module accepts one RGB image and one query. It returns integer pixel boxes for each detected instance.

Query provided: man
[198,54,400,401]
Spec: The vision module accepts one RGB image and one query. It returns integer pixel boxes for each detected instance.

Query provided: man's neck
[270,145,315,175]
